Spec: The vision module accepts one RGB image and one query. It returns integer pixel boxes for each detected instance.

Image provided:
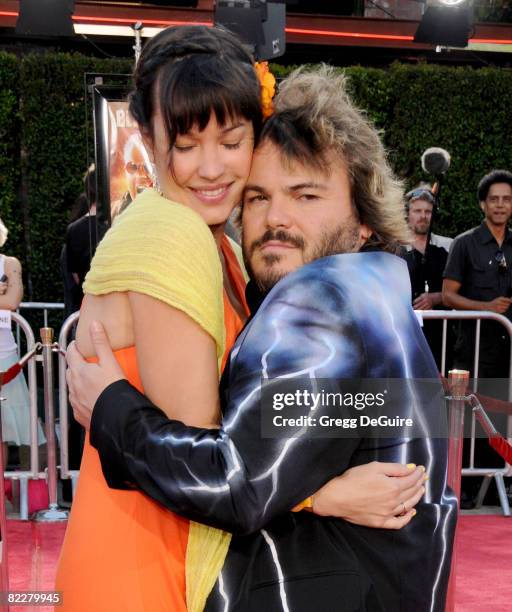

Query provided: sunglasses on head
[406,188,436,205]
[495,250,508,273]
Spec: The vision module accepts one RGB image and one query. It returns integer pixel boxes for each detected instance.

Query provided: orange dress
[55,236,248,612]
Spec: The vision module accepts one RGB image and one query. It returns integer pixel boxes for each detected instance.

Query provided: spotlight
[214,1,286,61]
[16,0,75,37]
[414,2,472,48]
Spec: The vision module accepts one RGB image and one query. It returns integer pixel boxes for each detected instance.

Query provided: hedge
[0,52,511,309]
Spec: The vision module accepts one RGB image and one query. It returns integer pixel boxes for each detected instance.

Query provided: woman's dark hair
[477,169,512,202]
[129,26,263,155]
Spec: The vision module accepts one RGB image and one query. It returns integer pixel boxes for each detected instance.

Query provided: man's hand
[413,292,440,310]
[312,461,426,529]
[66,321,126,430]
[487,296,512,314]
[0,281,8,296]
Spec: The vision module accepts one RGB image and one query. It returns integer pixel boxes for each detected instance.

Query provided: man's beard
[411,222,430,236]
[243,219,361,294]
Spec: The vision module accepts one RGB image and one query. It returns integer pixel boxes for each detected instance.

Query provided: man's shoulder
[452,225,481,245]
[67,215,94,239]
[261,251,410,316]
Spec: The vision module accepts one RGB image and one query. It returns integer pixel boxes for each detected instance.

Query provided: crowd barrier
[58,311,80,494]
[4,312,44,520]
[419,310,512,516]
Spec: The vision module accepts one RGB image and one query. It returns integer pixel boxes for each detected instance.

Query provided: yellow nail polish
[419,465,426,472]
[424,474,429,481]
[412,509,417,517]
[406,463,416,470]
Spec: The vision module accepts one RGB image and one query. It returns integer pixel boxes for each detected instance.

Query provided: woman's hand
[312,461,426,529]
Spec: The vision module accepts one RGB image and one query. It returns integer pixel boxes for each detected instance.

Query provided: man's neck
[485,219,507,246]
[412,232,428,254]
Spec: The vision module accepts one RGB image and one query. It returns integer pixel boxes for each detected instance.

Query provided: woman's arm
[0,257,23,311]
[128,292,220,426]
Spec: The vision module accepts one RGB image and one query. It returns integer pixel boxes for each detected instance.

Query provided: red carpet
[5,516,512,610]
[454,515,512,611]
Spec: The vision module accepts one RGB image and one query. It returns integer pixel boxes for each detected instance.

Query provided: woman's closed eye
[222,142,242,150]
[173,143,195,153]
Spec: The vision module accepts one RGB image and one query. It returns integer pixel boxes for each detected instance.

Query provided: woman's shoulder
[117,189,214,241]
[95,189,219,264]
[3,255,22,272]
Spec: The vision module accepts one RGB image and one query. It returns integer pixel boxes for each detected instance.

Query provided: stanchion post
[445,368,469,612]
[447,369,469,501]
[33,328,68,522]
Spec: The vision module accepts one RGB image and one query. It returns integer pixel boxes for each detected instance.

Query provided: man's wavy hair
[256,65,409,253]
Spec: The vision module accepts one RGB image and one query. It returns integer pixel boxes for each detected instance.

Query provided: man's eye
[246,194,267,203]
[299,194,319,201]
[223,142,242,150]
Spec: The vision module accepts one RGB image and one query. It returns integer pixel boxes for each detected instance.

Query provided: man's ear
[360,223,372,244]
[479,200,486,214]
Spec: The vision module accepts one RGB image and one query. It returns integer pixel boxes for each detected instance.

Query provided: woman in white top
[0,218,45,466]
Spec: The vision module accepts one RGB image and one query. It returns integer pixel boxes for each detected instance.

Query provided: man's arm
[413,291,443,310]
[442,235,512,313]
[442,278,512,313]
[88,276,367,534]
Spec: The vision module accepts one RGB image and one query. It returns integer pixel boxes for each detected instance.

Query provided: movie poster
[106,101,153,220]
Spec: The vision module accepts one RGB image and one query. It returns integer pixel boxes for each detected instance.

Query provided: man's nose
[265,195,294,229]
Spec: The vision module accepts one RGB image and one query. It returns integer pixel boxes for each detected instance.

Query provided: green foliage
[0,52,22,264]
[270,62,512,238]
[1,54,511,312]
[18,53,131,304]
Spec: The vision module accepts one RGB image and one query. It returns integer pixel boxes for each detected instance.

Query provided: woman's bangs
[160,59,258,143]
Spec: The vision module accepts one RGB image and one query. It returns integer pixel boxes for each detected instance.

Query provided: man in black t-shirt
[443,170,512,376]
[443,169,512,506]
[403,186,452,369]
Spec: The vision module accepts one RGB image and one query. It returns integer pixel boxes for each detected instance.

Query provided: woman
[57,25,423,612]
[0,218,45,469]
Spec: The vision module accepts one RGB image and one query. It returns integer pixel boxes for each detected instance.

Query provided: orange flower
[254,61,276,118]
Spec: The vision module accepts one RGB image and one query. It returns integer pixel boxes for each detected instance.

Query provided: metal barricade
[4,313,45,521]
[17,302,65,329]
[15,302,65,358]
[418,309,512,515]
[58,312,80,496]
[33,328,68,522]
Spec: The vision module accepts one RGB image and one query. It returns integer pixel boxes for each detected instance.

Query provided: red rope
[0,362,21,387]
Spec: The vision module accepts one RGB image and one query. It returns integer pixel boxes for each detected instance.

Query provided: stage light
[439,0,466,5]
[16,0,75,37]
[414,3,473,48]
[214,1,286,61]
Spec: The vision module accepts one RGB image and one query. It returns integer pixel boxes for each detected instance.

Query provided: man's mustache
[249,230,306,256]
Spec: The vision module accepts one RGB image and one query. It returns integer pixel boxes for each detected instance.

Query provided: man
[403,186,452,369]
[68,68,456,610]
[443,169,512,375]
[443,169,512,506]
[65,165,107,309]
